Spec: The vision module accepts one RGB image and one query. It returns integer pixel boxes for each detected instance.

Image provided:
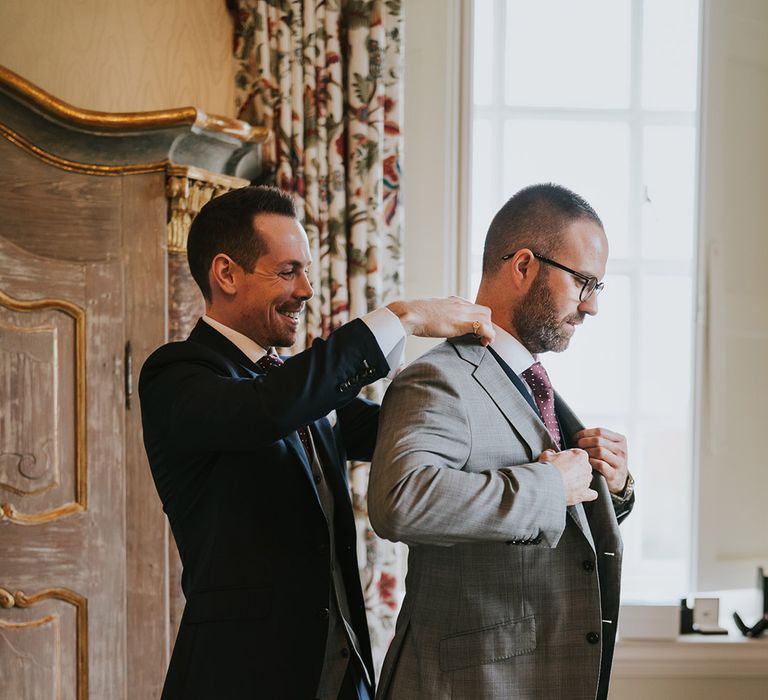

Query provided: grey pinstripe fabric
[368,336,624,700]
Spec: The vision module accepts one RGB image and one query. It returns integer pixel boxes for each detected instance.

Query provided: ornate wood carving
[0,65,266,179]
[0,290,86,525]
[0,586,88,700]
[166,165,249,253]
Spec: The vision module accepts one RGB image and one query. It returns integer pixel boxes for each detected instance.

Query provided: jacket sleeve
[139,319,388,454]
[367,359,567,548]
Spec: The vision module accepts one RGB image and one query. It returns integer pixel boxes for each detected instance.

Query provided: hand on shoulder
[386,296,494,345]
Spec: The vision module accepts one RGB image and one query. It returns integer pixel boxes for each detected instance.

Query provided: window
[467,0,702,599]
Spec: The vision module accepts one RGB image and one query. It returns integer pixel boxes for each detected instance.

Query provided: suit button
[582,560,595,572]
[586,632,600,644]
[320,608,330,620]
[313,473,322,484]
[341,647,350,658]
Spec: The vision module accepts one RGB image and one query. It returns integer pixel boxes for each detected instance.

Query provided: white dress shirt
[488,323,538,395]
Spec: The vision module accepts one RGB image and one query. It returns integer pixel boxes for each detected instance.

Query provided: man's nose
[578,292,599,316]
[296,272,314,301]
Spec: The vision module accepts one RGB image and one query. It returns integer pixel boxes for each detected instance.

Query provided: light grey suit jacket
[368,336,630,700]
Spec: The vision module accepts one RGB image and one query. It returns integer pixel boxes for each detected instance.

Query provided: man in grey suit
[368,183,635,700]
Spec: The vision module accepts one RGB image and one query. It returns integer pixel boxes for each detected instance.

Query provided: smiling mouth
[278,309,302,322]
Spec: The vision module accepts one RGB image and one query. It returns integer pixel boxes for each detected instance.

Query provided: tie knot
[521,362,553,396]
[255,352,284,372]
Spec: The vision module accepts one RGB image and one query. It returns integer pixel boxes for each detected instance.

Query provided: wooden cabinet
[0,66,265,699]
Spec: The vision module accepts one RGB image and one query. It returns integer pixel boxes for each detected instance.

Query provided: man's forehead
[253,214,311,262]
[561,220,608,257]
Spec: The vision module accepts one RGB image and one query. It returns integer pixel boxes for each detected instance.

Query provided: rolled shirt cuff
[361,307,406,379]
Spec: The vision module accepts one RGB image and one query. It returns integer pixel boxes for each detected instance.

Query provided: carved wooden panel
[0,587,87,700]
[0,291,85,525]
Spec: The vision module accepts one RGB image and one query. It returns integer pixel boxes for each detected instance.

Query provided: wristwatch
[612,472,634,503]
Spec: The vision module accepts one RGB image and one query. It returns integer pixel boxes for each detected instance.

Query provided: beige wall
[0,0,236,116]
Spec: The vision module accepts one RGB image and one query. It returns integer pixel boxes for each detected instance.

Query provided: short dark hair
[481,183,603,277]
[187,186,297,301]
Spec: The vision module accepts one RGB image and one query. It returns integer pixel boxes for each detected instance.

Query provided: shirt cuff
[361,307,406,379]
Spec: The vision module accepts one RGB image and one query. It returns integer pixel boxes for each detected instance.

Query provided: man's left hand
[574,427,629,495]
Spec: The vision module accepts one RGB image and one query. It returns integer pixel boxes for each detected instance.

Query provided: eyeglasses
[501,251,605,302]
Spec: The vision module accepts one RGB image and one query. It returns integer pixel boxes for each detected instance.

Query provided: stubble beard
[513,274,583,354]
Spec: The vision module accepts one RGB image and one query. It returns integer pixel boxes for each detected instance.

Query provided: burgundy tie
[521,362,562,449]
[255,352,315,460]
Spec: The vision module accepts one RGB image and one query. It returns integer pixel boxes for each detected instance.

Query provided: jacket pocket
[438,615,536,671]
[183,586,271,624]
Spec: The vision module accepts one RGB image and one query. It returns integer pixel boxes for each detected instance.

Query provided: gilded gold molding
[166,165,250,252]
[0,122,169,176]
[0,290,87,524]
[0,586,88,700]
[0,65,267,142]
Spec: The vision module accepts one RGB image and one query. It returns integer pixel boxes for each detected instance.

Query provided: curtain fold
[231,0,404,671]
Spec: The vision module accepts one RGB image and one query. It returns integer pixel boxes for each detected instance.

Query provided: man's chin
[273,331,297,349]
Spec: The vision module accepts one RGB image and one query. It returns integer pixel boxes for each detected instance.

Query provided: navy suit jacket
[139,318,390,699]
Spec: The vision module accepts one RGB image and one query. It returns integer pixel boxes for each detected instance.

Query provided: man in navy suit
[139,186,493,700]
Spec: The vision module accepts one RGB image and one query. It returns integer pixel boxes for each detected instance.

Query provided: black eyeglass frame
[501,251,605,302]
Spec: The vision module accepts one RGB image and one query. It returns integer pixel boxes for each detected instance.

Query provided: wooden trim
[0,587,88,700]
[166,166,249,252]
[0,290,87,524]
[613,637,768,678]
[0,65,267,143]
[0,123,169,176]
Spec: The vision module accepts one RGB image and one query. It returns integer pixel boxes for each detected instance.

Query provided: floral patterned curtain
[230,0,404,672]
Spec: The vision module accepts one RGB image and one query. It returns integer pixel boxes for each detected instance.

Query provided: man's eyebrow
[277,259,312,268]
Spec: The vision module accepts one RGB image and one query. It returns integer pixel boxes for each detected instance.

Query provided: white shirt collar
[202,315,269,364]
[488,323,536,375]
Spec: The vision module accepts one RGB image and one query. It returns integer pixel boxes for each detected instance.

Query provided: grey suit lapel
[454,341,557,455]
[451,337,595,550]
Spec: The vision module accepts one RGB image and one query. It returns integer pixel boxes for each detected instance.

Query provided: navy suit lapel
[188,318,327,504]
[188,318,259,375]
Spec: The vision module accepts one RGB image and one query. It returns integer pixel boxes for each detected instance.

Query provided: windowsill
[613,634,768,678]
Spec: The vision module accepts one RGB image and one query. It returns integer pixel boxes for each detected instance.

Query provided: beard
[512,272,584,354]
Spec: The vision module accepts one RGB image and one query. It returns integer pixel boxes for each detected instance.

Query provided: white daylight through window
[467,0,702,600]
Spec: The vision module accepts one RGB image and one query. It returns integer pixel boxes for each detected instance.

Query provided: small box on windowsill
[692,597,729,635]
[619,603,681,640]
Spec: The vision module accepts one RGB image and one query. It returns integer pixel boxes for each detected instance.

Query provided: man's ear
[210,254,239,298]
[508,248,538,290]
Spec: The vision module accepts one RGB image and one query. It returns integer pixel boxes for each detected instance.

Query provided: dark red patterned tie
[521,362,562,449]
[255,352,315,460]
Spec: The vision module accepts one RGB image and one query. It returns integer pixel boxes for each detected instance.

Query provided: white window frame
[461,0,702,601]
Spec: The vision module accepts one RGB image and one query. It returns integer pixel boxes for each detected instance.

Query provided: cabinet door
[0,139,130,699]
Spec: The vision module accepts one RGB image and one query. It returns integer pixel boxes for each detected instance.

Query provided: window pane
[546,273,632,416]
[641,126,697,260]
[504,0,631,108]
[502,120,631,257]
[639,422,692,562]
[473,0,495,105]
[639,275,694,419]
[642,0,701,111]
